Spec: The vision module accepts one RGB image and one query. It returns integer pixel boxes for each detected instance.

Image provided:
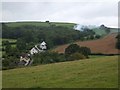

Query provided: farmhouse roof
[41,41,46,45]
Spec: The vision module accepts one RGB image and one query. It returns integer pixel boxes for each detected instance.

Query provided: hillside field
[92,27,118,36]
[5,22,75,29]
[54,33,119,54]
[2,56,118,88]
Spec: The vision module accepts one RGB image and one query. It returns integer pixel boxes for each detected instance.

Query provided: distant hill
[2,21,119,54]
[2,56,118,88]
[4,21,75,29]
[53,33,119,54]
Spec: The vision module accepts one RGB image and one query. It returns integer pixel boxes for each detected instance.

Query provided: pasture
[2,56,118,88]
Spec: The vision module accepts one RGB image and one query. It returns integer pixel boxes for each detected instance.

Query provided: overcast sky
[1,0,119,28]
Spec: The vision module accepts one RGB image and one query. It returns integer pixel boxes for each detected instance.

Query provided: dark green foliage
[80,47,91,57]
[2,23,96,50]
[10,47,20,57]
[116,41,120,49]
[65,44,91,60]
[100,24,110,34]
[81,27,95,36]
[90,35,94,40]
[16,38,27,51]
[95,35,101,39]
[45,21,49,23]
[69,52,86,60]
[4,41,12,54]
[105,28,110,34]
[2,40,9,46]
[65,44,80,55]
[116,34,120,39]
[116,34,120,49]
[2,40,9,51]
[2,56,19,70]
[2,22,94,70]
[33,51,66,65]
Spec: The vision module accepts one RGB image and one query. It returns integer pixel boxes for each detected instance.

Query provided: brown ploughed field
[53,33,119,54]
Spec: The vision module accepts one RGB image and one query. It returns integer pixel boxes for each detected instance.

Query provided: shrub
[32,51,66,65]
[69,52,86,61]
[65,44,91,60]
[65,44,80,55]
[80,47,91,58]
[95,35,101,39]
[2,56,19,70]
[116,40,120,49]
[45,21,49,23]
[116,34,120,49]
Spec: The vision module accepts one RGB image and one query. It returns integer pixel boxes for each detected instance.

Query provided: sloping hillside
[54,33,119,54]
[92,27,118,36]
[2,56,118,88]
[4,21,75,29]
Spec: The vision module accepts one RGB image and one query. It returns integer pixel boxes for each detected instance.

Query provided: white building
[20,41,47,66]
[30,41,47,55]
[30,47,38,55]
[40,41,47,50]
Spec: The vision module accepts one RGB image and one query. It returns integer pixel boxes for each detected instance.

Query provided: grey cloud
[2,2,118,27]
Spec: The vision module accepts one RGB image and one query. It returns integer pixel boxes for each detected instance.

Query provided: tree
[115,34,120,49]
[45,21,49,23]
[116,41,120,49]
[16,38,26,51]
[32,51,66,65]
[2,56,19,70]
[95,35,101,39]
[4,41,12,54]
[69,52,86,60]
[65,44,91,60]
[65,44,80,55]
[90,35,94,40]
[116,34,120,39]
[80,47,91,58]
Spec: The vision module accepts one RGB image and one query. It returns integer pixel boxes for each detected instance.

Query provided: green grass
[92,28,118,36]
[92,28,107,36]
[0,51,2,56]
[0,38,17,48]
[2,56,118,88]
[1,38,17,43]
[5,22,75,29]
[109,28,118,33]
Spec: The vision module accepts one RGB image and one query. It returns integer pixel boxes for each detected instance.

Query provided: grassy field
[92,28,118,36]
[1,38,17,43]
[92,28,107,36]
[5,22,75,29]
[109,28,119,33]
[2,56,118,88]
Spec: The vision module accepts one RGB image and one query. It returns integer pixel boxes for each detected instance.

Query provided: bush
[65,44,91,60]
[95,35,101,39]
[116,34,120,49]
[45,21,49,23]
[69,52,86,61]
[65,44,80,55]
[116,40,120,49]
[80,47,91,58]
[90,35,94,40]
[32,51,66,65]
[2,56,19,70]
